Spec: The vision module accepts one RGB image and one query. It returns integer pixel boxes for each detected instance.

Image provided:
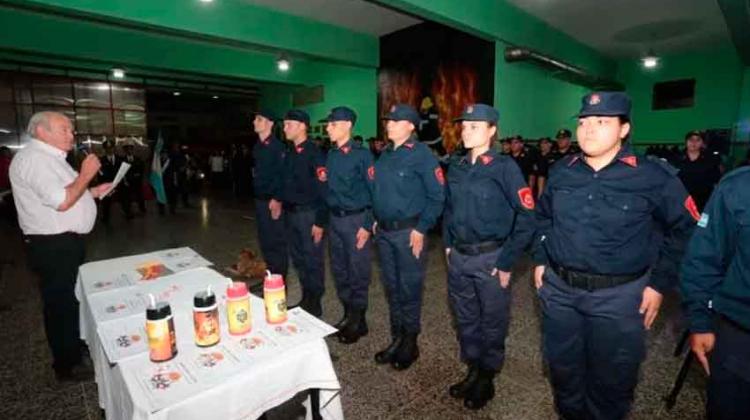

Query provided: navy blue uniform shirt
[681,167,750,332]
[280,139,328,227]
[252,134,286,199]
[372,136,445,234]
[532,146,697,293]
[444,149,536,271]
[324,139,374,229]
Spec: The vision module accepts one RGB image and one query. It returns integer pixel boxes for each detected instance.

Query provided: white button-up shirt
[9,139,97,235]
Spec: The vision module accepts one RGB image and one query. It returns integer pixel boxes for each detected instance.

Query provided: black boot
[301,294,322,318]
[463,368,496,410]
[374,330,403,364]
[391,332,419,370]
[338,308,368,344]
[333,304,350,330]
[449,363,480,398]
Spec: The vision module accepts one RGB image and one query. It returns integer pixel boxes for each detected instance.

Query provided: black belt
[550,261,646,291]
[330,207,365,218]
[454,240,504,256]
[378,216,419,232]
[24,232,84,243]
[285,202,315,213]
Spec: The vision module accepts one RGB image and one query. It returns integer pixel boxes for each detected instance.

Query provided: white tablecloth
[76,248,343,420]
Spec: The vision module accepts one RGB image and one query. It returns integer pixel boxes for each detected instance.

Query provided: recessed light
[173,91,181,96]
[111,68,125,79]
[277,55,290,72]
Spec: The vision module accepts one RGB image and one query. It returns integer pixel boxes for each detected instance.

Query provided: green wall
[617,47,745,143]
[259,65,378,139]
[738,67,750,143]
[494,41,587,139]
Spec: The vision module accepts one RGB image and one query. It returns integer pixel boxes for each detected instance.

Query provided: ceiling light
[111,68,125,79]
[277,55,290,72]
[199,0,214,3]
[173,91,181,96]
[641,50,659,69]
[212,95,219,99]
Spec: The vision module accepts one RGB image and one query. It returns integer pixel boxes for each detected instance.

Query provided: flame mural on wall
[378,22,493,155]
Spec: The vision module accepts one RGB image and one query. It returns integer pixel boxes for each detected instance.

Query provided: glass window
[32,78,74,106]
[114,110,146,136]
[74,82,111,108]
[75,108,112,135]
[112,84,145,111]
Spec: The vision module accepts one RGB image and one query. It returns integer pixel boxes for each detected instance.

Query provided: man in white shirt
[10,111,111,382]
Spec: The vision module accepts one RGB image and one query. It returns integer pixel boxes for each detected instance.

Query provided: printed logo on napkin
[136,262,174,281]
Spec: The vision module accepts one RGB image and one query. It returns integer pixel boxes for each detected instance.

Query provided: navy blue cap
[555,128,572,139]
[322,106,357,124]
[382,104,420,127]
[284,109,310,125]
[255,109,277,122]
[453,103,499,124]
[578,92,631,118]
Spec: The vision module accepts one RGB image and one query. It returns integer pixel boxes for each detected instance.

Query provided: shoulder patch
[434,167,445,185]
[518,187,535,210]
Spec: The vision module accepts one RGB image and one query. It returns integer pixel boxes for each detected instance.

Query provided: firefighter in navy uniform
[444,104,535,409]
[280,109,327,317]
[252,110,288,279]
[532,92,697,420]
[553,128,579,159]
[372,104,445,370]
[323,106,375,344]
[675,130,722,212]
[681,166,750,420]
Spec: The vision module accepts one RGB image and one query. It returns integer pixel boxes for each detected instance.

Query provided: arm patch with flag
[316,166,327,182]
[518,187,535,210]
[434,167,445,185]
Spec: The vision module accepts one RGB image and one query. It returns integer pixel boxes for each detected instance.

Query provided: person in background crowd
[675,130,722,212]
[369,136,386,160]
[509,135,537,188]
[122,143,146,216]
[535,137,557,197]
[500,138,511,155]
[99,141,124,223]
[553,128,578,159]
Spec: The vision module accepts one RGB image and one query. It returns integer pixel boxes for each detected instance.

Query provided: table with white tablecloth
[75,247,343,420]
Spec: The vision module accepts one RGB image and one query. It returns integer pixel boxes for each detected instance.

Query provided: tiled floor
[0,191,707,419]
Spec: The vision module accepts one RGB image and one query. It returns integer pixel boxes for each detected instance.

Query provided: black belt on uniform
[549,261,646,291]
[329,207,365,218]
[285,202,315,213]
[454,240,505,256]
[378,216,419,232]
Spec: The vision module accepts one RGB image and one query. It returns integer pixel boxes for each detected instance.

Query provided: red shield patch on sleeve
[518,187,535,210]
[316,166,327,182]
[367,165,375,181]
[685,196,700,221]
[434,167,445,185]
